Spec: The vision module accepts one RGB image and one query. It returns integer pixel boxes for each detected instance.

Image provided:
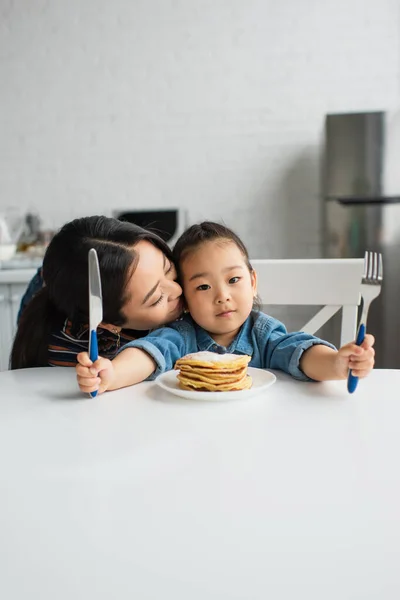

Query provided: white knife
[88,248,103,398]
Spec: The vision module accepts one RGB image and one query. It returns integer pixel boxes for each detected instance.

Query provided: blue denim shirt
[119,311,336,381]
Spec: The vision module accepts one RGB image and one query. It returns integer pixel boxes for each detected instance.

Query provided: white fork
[347,251,383,393]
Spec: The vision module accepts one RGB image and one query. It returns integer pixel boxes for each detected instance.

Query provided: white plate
[155,366,276,401]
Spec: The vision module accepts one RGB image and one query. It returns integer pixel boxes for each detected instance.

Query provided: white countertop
[0,268,38,283]
[0,254,41,283]
[1,367,400,599]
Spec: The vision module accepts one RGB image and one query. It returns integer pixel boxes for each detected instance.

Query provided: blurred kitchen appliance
[114,208,186,247]
[323,111,400,368]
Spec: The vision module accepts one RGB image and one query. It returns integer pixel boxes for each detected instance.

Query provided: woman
[11,215,183,369]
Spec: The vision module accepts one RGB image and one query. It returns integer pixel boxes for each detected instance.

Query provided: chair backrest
[251,258,364,346]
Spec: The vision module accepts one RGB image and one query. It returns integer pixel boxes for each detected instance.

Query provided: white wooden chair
[251,259,364,346]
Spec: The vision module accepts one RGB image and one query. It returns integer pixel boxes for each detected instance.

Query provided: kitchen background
[0,0,399,369]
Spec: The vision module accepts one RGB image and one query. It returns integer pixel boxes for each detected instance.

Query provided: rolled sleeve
[261,318,336,381]
[117,326,188,381]
[288,338,336,381]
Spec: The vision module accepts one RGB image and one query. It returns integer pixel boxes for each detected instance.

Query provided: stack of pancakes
[175,351,252,392]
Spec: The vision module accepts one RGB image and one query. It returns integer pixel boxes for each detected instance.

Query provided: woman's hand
[335,333,375,379]
[76,352,115,395]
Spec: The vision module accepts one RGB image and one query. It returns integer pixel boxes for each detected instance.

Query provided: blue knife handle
[347,323,365,394]
[89,329,98,398]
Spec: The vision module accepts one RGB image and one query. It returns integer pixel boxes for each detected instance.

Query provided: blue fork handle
[89,329,98,398]
[347,323,365,393]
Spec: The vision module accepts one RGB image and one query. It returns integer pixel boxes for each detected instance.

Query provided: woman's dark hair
[11,215,173,369]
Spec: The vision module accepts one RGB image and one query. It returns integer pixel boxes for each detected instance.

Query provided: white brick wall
[0,0,399,258]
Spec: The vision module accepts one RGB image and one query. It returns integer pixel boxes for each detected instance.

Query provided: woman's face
[120,240,183,330]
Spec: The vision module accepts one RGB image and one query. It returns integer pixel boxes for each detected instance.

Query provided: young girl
[11,215,183,369]
[76,222,375,394]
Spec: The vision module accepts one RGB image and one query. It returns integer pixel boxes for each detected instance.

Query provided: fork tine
[369,252,373,280]
[378,252,383,280]
[363,251,368,278]
[373,252,378,280]
[367,251,373,280]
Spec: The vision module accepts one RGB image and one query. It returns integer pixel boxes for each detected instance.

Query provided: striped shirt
[49,319,139,367]
[19,268,144,367]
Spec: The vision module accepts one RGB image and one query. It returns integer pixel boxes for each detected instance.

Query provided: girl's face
[121,241,183,330]
[180,240,257,347]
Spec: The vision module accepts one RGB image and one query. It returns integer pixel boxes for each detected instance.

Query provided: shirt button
[213,345,226,354]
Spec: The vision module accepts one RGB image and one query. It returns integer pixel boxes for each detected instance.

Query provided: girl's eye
[229,277,240,284]
[196,284,210,291]
[151,293,165,307]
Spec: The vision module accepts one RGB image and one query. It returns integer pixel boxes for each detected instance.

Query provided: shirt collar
[193,314,254,356]
[228,315,254,355]
[195,322,218,351]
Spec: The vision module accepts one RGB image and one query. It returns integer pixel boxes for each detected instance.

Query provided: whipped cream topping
[183,351,239,363]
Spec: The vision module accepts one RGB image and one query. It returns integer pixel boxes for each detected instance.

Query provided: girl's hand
[335,334,375,379]
[76,351,115,395]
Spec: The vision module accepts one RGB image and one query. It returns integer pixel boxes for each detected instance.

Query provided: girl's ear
[251,268,257,297]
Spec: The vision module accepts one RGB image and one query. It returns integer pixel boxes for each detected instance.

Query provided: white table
[1,368,400,600]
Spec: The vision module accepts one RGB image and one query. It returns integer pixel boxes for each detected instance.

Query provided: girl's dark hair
[11,215,173,369]
[173,221,253,271]
[172,221,261,310]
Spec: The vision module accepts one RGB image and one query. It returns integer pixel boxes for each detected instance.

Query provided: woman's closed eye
[151,293,165,307]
